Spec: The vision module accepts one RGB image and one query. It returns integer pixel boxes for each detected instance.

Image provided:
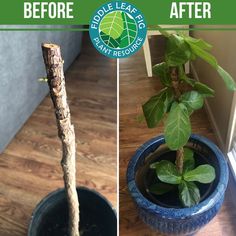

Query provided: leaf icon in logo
[119,12,137,49]
[99,11,138,49]
[100,11,124,39]
[100,31,121,48]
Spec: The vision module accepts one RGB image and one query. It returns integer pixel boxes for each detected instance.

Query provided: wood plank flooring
[0,33,117,236]
[119,36,236,236]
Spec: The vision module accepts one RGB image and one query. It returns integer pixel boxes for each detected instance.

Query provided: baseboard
[191,63,226,152]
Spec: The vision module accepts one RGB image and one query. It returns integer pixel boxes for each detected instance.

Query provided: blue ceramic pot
[127,134,228,235]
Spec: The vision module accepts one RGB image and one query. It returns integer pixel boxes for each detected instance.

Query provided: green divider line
[0,28,89,31]
[1,27,236,32]
[148,27,236,31]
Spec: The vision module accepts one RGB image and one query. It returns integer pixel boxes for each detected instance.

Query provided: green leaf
[181,76,196,87]
[155,25,170,38]
[38,77,48,82]
[183,164,216,184]
[148,182,175,195]
[180,91,204,113]
[186,41,217,68]
[150,161,160,169]
[164,103,191,150]
[100,31,121,48]
[180,76,215,98]
[119,12,137,48]
[184,36,236,91]
[178,65,189,82]
[217,66,236,91]
[178,181,200,207]
[193,82,215,97]
[153,62,171,86]
[165,34,192,66]
[156,160,182,184]
[183,148,194,163]
[184,36,212,51]
[100,11,124,39]
[183,148,195,173]
[142,88,174,128]
[179,66,200,93]
[176,30,189,38]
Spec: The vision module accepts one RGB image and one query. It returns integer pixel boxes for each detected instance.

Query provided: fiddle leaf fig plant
[143,27,236,207]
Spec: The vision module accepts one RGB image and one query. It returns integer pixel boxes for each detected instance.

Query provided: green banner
[133,0,236,25]
[0,0,236,25]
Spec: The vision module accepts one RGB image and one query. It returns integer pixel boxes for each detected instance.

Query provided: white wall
[192,25,236,151]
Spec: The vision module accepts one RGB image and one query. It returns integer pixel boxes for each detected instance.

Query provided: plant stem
[170,67,184,173]
[170,67,181,100]
[42,43,80,236]
[176,147,184,174]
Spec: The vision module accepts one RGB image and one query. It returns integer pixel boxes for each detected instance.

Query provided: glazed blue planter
[127,134,229,235]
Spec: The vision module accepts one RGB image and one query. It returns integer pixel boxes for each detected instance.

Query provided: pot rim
[28,186,117,235]
[127,134,229,219]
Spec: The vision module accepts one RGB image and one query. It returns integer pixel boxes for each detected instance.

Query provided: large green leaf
[119,12,137,49]
[217,66,236,91]
[180,91,204,113]
[183,164,216,184]
[153,62,171,86]
[180,76,215,98]
[184,36,212,51]
[186,40,217,68]
[100,31,121,48]
[185,37,236,91]
[165,34,192,66]
[156,160,182,184]
[148,182,175,195]
[178,181,200,207]
[142,88,174,128]
[164,103,191,150]
[193,82,215,97]
[183,148,195,173]
[100,11,124,39]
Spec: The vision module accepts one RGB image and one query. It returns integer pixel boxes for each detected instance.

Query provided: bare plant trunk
[176,147,184,174]
[42,43,80,236]
[170,67,184,174]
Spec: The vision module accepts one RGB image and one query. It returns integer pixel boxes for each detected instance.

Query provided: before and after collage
[1,24,236,236]
[2,1,236,236]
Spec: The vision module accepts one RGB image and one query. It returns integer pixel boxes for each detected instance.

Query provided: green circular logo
[89,1,147,58]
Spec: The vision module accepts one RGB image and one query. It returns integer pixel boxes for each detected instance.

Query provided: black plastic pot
[28,187,117,236]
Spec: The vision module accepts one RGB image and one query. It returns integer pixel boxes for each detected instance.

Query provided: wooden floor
[0,33,117,236]
[119,36,236,236]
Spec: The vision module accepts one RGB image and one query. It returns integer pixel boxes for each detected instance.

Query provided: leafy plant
[149,148,215,207]
[143,27,236,207]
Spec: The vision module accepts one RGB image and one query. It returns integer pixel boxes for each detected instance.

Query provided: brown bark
[170,67,181,100]
[176,147,184,174]
[170,67,184,173]
[42,43,79,236]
